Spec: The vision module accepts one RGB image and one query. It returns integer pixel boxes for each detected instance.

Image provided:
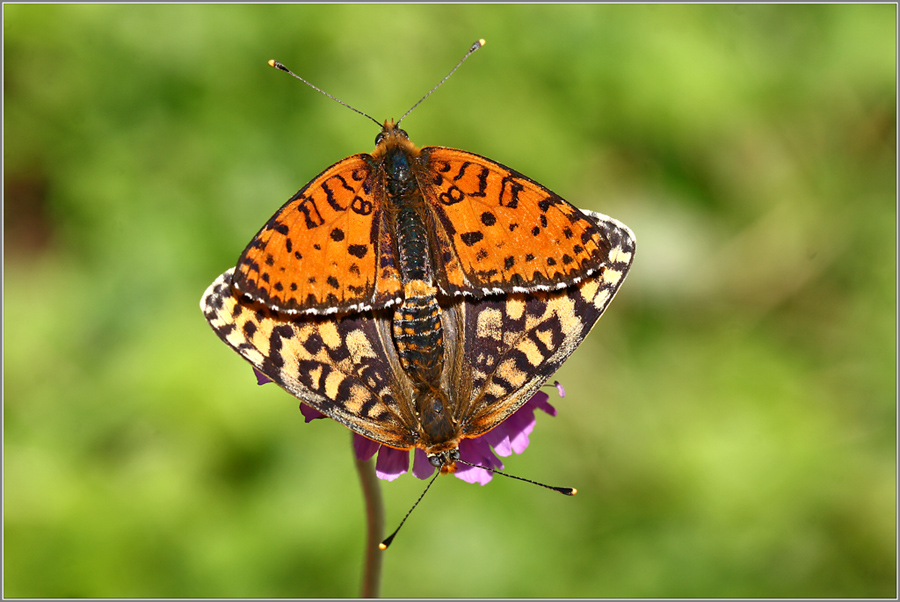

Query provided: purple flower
[254,367,564,485]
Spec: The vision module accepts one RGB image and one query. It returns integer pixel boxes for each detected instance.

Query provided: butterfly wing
[418,147,611,297]
[201,269,418,449]
[447,210,636,438]
[232,155,404,315]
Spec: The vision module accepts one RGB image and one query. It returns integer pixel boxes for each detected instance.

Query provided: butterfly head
[426,448,461,474]
[373,120,417,157]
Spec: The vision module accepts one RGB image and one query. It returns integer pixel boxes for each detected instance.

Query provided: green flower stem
[354,434,384,598]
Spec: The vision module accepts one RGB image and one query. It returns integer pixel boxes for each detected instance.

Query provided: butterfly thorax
[372,120,433,286]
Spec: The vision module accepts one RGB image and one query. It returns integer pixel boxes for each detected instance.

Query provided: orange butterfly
[231,40,613,317]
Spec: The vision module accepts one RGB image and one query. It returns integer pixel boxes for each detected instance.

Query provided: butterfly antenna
[396,38,486,126]
[455,459,576,496]
[379,470,441,550]
[267,59,382,128]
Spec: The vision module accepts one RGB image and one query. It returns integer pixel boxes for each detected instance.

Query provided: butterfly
[202,210,635,471]
[231,40,615,318]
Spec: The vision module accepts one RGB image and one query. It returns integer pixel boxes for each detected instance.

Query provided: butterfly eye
[427,453,443,468]
[374,127,410,147]
[449,449,460,462]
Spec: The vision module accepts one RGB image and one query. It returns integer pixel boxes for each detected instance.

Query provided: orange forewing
[419,147,610,296]
[233,123,612,316]
[232,155,404,314]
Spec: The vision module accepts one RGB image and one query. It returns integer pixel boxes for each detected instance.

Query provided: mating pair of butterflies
[201,41,636,474]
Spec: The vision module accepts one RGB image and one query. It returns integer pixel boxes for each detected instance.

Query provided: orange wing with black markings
[231,155,404,315]
[232,122,612,317]
[418,147,610,297]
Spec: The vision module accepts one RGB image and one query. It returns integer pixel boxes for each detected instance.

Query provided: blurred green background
[4,4,895,598]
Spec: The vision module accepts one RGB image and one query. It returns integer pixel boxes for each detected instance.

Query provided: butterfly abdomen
[392,280,444,384]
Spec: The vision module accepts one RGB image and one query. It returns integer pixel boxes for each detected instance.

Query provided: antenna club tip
[553,486,576,496]
[378,543,388,551]
[477,38,486,47]
[269,60,290,73]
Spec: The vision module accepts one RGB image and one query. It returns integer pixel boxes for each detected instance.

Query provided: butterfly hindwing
[203,270,417,448]
[231,155,404,315]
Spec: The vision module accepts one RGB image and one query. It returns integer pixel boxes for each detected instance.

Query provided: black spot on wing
[460,231,484,246]
[348,244,368,258]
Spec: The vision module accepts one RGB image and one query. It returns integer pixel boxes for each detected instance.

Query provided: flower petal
[454,464,494,485]
[375,446,409,481]
[299,404,327,423]
[530,392,558,417]
[412,449,435,480]
[552,381,566,398]
[482,425,513,457]
[455,437,504,485]
[506,404,537,454]
[353,435,380,462]
[253,367,273,385]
